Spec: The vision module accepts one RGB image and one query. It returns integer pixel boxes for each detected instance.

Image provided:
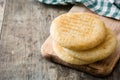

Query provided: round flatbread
[56,28,117,63]
[50,13,106,51]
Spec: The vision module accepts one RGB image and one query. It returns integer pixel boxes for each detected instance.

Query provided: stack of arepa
[50,13,117,65]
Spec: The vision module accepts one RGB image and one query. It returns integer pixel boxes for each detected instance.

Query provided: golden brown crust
[50,13,106,51]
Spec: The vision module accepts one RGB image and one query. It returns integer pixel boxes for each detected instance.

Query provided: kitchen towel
[38,0,120,20]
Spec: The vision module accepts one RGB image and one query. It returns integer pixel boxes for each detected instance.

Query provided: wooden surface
[0,0,120,80]
[0,0,6,35]
[41,5,120,77]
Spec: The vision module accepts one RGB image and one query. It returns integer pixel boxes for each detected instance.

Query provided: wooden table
[0,0,120,80]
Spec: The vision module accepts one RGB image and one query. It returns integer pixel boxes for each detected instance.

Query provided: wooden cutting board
[41,5,120,77]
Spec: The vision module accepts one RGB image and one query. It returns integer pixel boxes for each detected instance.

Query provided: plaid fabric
[38,0,120,20]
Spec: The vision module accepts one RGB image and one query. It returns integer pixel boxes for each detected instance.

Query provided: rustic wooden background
[0,0,120,80]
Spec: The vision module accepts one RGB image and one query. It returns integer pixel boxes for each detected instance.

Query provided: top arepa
[50,13,106,51]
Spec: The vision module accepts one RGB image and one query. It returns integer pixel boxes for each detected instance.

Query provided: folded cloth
[38,0,120,20]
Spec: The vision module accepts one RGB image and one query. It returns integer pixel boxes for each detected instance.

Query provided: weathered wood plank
[0,0,72,80]
[0,0,6,36]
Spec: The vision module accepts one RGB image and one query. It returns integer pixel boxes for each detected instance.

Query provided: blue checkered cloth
[38,0,120,20]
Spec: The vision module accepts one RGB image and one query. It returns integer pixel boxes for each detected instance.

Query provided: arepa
[50,13,106,51]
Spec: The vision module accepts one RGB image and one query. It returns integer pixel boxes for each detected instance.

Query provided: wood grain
[0,0,72,80]
[0,0,6,36]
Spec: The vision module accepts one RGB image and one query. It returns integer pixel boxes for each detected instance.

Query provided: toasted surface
[50,13,106,51]
[55,28,117,63]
